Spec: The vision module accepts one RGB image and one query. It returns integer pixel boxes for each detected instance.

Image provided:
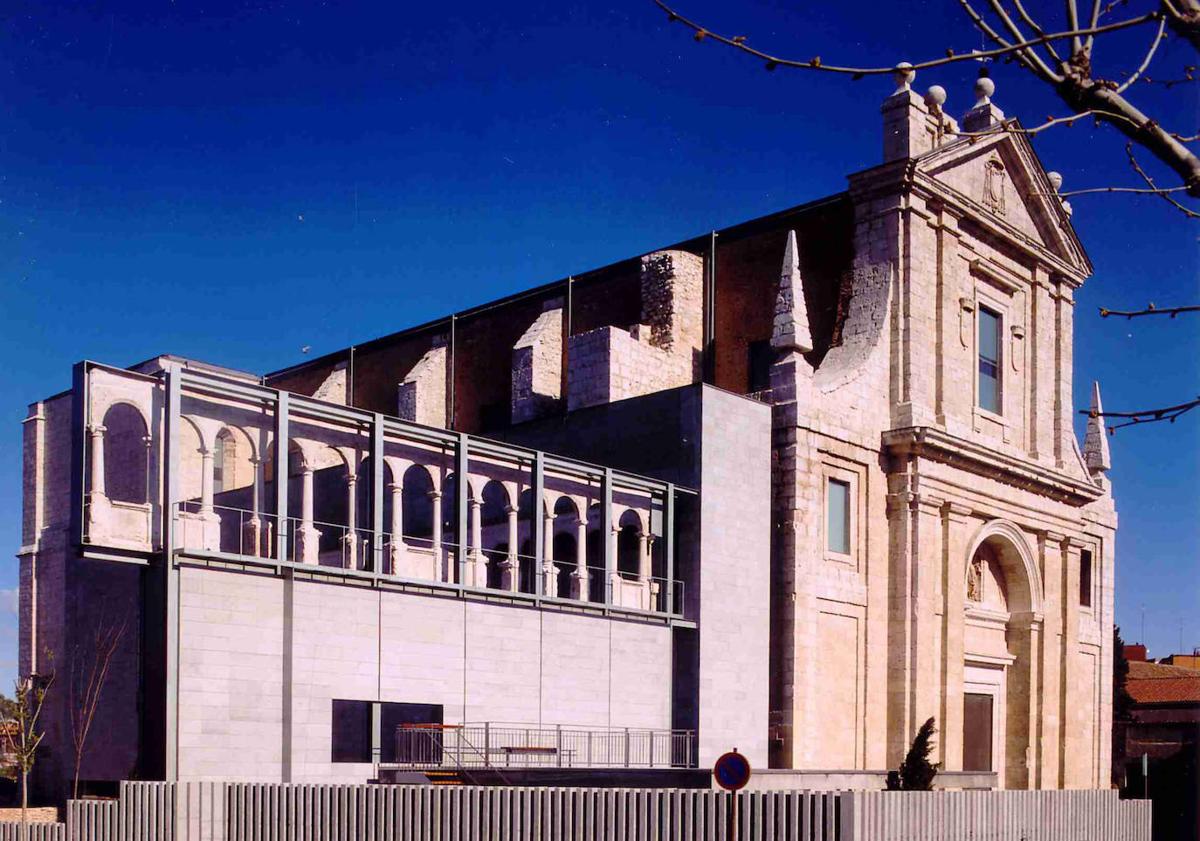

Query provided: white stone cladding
[176,567,674,782]
[696,388,771,767]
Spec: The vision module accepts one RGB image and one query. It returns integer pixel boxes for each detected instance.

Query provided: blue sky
[0,0,1197,688]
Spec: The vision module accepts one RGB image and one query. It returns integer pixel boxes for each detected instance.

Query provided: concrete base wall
[177,567,673,782]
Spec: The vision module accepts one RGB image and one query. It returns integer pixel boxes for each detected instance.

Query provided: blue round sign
[713,750,752,791]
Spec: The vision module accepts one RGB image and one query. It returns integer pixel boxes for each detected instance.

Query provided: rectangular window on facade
[331,699,371,763]
[1080,549,1093,608]
[332,700,445,764]
[978,306,1002,414]
[826,478,851,555]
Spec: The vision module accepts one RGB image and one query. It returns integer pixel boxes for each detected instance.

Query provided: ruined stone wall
[510,304,563,424]
[565,250,704,412]
[396,340,448,428]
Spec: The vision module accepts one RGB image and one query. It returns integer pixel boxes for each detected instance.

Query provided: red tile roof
[1127,661,1200,705]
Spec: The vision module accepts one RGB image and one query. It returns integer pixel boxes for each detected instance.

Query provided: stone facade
[17,77,1116,796]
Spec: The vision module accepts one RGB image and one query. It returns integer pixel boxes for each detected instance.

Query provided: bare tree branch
[654,0,1159,77]
[1162,0,1200,51]
[1011,0,1065,64]
[1125,141,1200,215]
[1081,396,1200,429]
[963,0,1062,80]
[656,0,1200,195]
[1117,17,1168,92]
[1067,0,1085,54]
[1099,303,1200,317]
[954,108,1144,137]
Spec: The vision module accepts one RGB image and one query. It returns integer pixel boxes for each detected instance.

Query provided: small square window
[978,306,1002,414]
[826,478,851,555]
[1079,550,1093,608]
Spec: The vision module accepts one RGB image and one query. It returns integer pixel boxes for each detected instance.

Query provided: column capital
[87,423,107,436]
[504,505,518,516]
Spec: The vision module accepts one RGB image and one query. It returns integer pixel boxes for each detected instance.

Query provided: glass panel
[978,307,1002,414]
[826,479,850,555]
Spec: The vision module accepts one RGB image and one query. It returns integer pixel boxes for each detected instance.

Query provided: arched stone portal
[961,520,1042,790]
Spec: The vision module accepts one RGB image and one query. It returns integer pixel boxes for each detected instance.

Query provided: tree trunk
[20,769,28,841]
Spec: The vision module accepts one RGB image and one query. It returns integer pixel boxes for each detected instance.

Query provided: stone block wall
[396,340,448,428]
[511,305,563,424]
[566,250,703,412]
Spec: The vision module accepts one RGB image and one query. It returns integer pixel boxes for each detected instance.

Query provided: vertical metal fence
[0,781,1152,841]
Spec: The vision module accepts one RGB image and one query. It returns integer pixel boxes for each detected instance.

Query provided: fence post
[556,725,562,768]
[624,727,630,768]
[484,722,491,769]
[587,731,593,767]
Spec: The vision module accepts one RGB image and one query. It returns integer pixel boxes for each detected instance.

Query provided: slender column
[247,456,264,557]
[505,504,519,592]
[250,457,263,520]
[468,497,483,586]
[88,424,107,497]
[297,464,316,563]
[429,490,444,580]
[574,516,589,601]
[542,510,556,595]
[142,435,154,505]
[388,481,403,573]
[344,473,358,569]
[199,448,215,514]
[301,467,314,524]
[639,533,652,581]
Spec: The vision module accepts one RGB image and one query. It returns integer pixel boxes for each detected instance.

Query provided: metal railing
[389,722,696,770]
[173,503,688,616]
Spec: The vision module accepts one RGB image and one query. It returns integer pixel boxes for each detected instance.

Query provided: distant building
[18,72,1116,798]
[1121,659,1200,840]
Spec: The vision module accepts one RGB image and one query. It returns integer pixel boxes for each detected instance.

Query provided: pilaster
[939,501,972,771]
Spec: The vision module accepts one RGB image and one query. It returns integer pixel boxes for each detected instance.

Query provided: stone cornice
[882,426,1103,507]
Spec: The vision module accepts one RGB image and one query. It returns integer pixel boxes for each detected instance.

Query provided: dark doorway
[963,692,994,772]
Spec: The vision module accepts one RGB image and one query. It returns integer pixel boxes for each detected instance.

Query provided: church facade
[18,74,1115,796]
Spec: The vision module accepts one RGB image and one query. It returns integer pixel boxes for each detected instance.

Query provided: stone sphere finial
[925,85,947,110]
[974,75,996,106]
[893,62,916,95]
[1047,171,1064,192]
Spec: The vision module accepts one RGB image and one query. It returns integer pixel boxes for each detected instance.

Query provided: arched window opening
[401,465,434,549]
[312,451,348,564]
[516,489,537,594]
[102,404,149,504]
[480,481,510,589]
[616,510,643,581]
[552,533,577,599]
[551,496,580,599]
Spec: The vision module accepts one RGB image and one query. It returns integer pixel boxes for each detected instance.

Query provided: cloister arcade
[79,362,685,616]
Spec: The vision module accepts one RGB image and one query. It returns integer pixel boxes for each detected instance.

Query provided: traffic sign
[713,749,752,792]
